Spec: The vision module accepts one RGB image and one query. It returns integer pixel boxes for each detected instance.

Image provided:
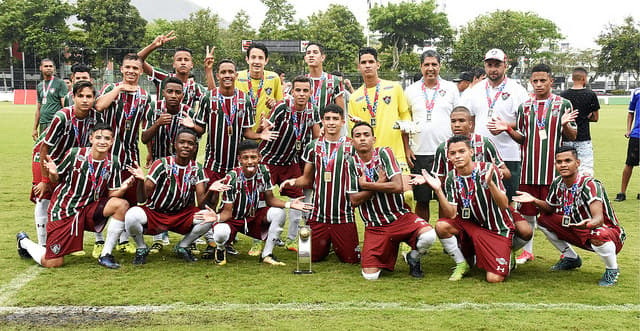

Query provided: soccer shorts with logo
[226,207,271,241]
[266,163,303,198]
[140,205,200,235]
[308,219,360,263]
[538,214,624,253]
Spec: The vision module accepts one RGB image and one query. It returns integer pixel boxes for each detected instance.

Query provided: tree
[596,16,640,85]
[258,0,296,39]
[451,10,561,75]
[172,9,221,66]
[219,10,257,65]
[368,0,452,71]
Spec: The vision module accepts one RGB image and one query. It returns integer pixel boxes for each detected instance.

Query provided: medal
[364,81,380,128]
[426,113,432,121]
[462,207,471,219]
[455,167,477,220]
[562,177,579,228]
[219,89,238,138]
[487,108,494,117]
[42,98,47,105]
[125,119,132,130]
[324,171,332,182]
[534,97,552,141]
[370,118,376,127]
[41,79,53,106]
[538,129,547,140]
[485,79,507,118]
[421,78,439,122]
[562,215,571,227]
[227,126,233,136]
[295,140,301,151]
[250,207,256,217]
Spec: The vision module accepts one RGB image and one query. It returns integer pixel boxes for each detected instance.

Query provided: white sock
[522,215,536,253]
[415,229,436,255]
[203,228,215,245]
[212,223,231,249]
[262,207,285,257]
[34,199,49,246]
[20,237,45,266]
[118,229,129,244]
[94,231,104,243]
[361,270,381,280]
[178,218,212,248]
[101,217,125,257]
[538,225,578,259]
[440,236,465,264]
[152,233,163,242]
[591,241,618,269]
[287,207,302,241]
[125,207,147,249]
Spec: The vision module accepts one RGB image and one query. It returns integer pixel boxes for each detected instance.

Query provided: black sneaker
[549,255,582,271]
[98,254,121,269]
[201,246,215,260]
[174,245,198,262]
[225,243,239,256]
[614,193,626,202]
[189,242,200,255]
[215,248,227,266]
[133,248,150,265]
[16,232,31,259]
[405,250,424,278]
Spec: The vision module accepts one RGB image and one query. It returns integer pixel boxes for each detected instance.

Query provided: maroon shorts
[308,219,360,263]
[226,207,270,241]
[538,214,624,253]
[266,163,303,198]
[45,197,109,259]
[518,184,550,216]
[140,205,200,235]
[439,217,513,277]
[204,169,226,183]
[120,170,140,206]
[362,213,431,270]
[30,161,53,203]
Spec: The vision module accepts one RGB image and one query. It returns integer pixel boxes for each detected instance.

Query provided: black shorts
[411,155,434,203]
[626,137,639,166]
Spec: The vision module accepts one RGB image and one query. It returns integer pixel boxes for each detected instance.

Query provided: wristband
[285,201,292,209]
[506,126,514,134]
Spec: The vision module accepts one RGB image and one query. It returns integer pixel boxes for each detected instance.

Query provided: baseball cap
[484,48,506,62]
[453,71,474,83]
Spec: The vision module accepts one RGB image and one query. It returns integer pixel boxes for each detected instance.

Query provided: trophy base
[293,269,314,275]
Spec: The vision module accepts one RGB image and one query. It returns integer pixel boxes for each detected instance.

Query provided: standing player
[211,140,312,266]
[411,135,516,283]
[488,63,578,264]
[281,104,360,264]
[404,49,459,223]
[347,122,437,280]
[63,63,93,107]
[561,67,600,175]
[17,123,133,268]
[258,75,321,251]
[614,87,640,202]
[33,59,68,140]
[514,146,625,286]
[304,42,345,115]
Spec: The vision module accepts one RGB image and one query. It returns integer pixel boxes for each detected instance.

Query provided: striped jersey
[516,94,574,185]
[32,133,46,163]
[143,100,196,160]
[235,70,283,132]
[63,91,73,107]
[145,156,208,213]
[306,72,344,112]
[98,83,152,167]
[195,88,255,173]
[444,162,514,237]
[259,98,320,165]
[432,133,504,177]
[49,147,122,222]
[302,136,354,224]
[546,174,626,242]
[346,147,409,227]
[149,66,206,109]
[43,107,103,163]
[222,164,274,220]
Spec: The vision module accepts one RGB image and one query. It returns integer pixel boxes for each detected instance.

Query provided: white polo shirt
[460,77,528,161]
[405,78,459,155]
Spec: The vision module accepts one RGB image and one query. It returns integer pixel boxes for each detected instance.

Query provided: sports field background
[0,102,638,329]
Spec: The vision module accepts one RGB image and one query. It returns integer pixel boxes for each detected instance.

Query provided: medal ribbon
[455,167,477,208]
[320,137,345,172]
[310,73,326,106]
[239,170,259,212]
[42,78,54,102]
[357,148,379,182]
[70,109,87,147]
[247,76,264,109]
[123,87,141,121]
[421,78,440,116]
[485,78,507,111]
[87,152,111,199]
[364,80,381,119]
[289,98,310,144]
[534,96,554,130]
[562,174,580,216]
[170,156,194,200]
[218,88,238,130]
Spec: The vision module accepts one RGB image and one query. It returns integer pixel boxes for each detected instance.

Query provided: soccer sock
[591,241,618,269]
[287,207,302,241]
[212,223,231,249]
[538,225,578,259]
[178,219,212,248]
[263,207,286,258]
[440,236,465,264]
[94,231,104,243]
[522,215,537,253]
[361,269,381,280]
[101,217,125,257]
[203,228,215,245]
[152,233,163,242]
[125,207,147,249]
[415,229,437,255]
[512,235,528,251]
[118,229,129,244]
[34,199,49,246]
[20,237,45,266]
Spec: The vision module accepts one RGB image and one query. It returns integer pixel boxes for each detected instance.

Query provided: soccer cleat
[261,254,286,266]
[133,248,150,265]
[92,241,105,259]
[201,245,215,260]
[275,238,285,247]
[598,268,620,287]
[405,250,424,278]
[215,248,227,266]
[284,238,298,252]
[189,243,200,255]
[117,241,137,255]
[549,255,582,271]
[162,233,171,246]
[448,261,470,281]
[16,232,32,259]
[70,250,86,256]
[614,192,626,202]
[149,241,164,254]
[174,245,198,262]
[516,250,534,265]
[225,243,239,256]
[248,241,264,256]
[98,254,121,269]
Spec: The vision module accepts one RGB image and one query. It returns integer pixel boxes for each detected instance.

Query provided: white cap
[484,48,506,62]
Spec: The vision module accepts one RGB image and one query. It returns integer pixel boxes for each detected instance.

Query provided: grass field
[0,102,638,330]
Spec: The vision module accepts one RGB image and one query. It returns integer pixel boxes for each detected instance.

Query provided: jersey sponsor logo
[383,96,391,104]
[265,87,272,95]
[51,243,61,255]
[501,92,510,100]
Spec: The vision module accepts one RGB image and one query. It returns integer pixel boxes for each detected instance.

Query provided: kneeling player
[513,146,626,286]
[411,135,515,283]
[210,140,311,266]
[119,128,215,265]
[347,122,436,280]
[17,123,133,268]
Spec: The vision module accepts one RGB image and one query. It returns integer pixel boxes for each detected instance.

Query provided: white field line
[0,265,43,306]
[0,302,638,314]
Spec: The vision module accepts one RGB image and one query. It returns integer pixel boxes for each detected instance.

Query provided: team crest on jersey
[438,89,447,96]
[265,87,272,95]
[77,154,86,162]
[50,243,61,255]
[383,96,391,104]
[189,175,198,185]
[496,257,508,265]
[501,92,510,100]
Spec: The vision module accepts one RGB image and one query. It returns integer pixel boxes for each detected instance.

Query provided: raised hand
[208,178,231,192]
[280,179,296,191]
[155,113,173,126]
[194,206,220,224]
[408,173,427,186]
[265,97,276,109]
[512,190,535,203]
[126,161,145,180]
[291,196,313,211]
[180,112,195,129]
[487,116,509,135]
[259,127,279,141]
[204,45,216,69]
[561,109,578,126]
[420,169,441,190]
[154,31,176,48]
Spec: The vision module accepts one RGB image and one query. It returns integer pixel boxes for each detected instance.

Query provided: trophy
[293,218,314,274]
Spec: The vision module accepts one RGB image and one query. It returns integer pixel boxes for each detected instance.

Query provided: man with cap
[453,72,474,95]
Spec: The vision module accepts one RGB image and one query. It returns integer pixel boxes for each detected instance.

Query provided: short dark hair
[306,42,325,54]
[246,43,269,59]
[274,68,285,76]
[175,127,198,141]
[450,105,471,117]
[472,67,485,79]
[174,47,193,56]
[163,76,184,89]
[71,63,91,75]
[91,122,113,134]
[572,67,588,81]
[321,103,344,119]
[291,75,310,90]
[72,80,95,97]
[420,49,441,64]
[531,63,552,76]
[217,58,236,72]
[238,139,259,154]
[122,53,142,64]
[358,47,378,61]
[556,145,578,159]
[40,58,54,66]
[447,134,472,149]
[351,121,373,136]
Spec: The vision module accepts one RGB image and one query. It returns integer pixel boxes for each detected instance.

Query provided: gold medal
[462,207,471,219]
[227,126,233,137]
[562,215,571,227]
[324,171,332,182]
[250,207,256,217]
[538,129,547,140]
[125,119,132,130]
[370,118,376,127]
[295,141,301,151]
[426,113,432,121]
